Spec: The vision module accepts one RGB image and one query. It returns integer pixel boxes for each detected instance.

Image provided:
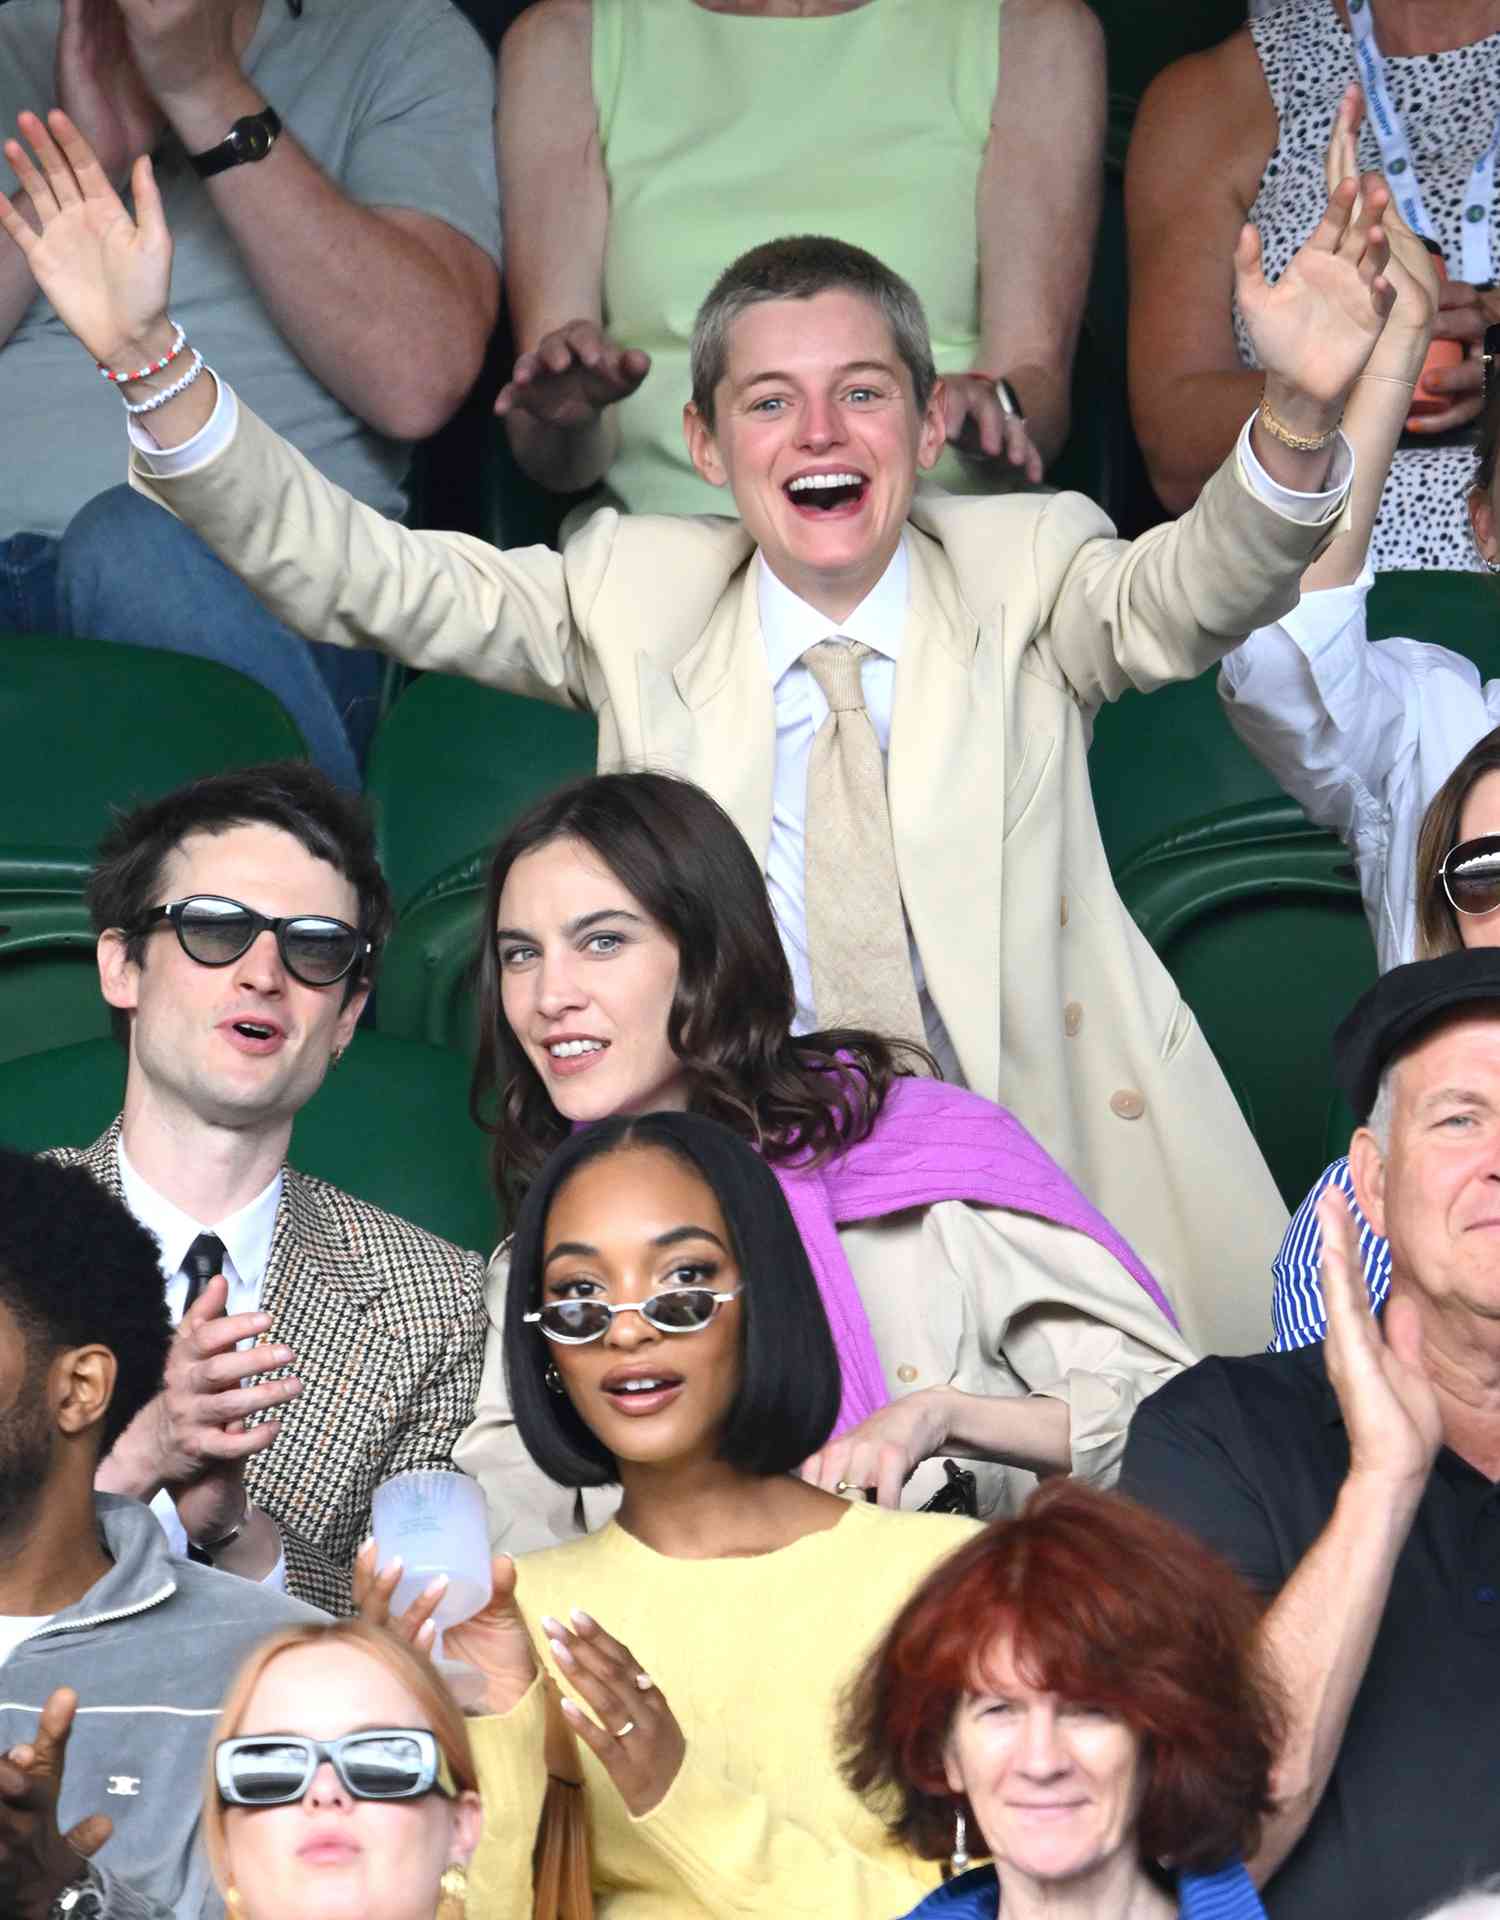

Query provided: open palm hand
[0,109,172,369]
[1238,174,1395,416]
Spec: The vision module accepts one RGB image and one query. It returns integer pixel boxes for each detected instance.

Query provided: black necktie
[180,1232,227,1314]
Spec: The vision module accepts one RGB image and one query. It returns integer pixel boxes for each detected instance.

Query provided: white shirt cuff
[1234,411,1353,522]
[1278,562,1374,652]
[126,372,238,475]
[260,1543,289,1593]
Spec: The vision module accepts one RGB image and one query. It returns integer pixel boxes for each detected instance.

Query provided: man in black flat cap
[1120,949,1500,1920]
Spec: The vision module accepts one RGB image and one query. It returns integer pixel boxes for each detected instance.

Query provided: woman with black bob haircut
[443,1109,986,1917]
[455,771,1192,1549]
[505,1110,841,1488]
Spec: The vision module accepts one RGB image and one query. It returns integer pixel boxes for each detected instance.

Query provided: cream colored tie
[800,639,926,1049]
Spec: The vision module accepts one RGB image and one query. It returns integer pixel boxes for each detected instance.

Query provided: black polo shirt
[1119,1343,1500,1920]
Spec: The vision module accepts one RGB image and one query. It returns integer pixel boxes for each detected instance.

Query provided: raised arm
[494,0,650,493]
[1126,31,1277,515]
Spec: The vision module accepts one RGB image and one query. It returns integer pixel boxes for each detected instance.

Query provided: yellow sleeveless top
[592,0,1001,517]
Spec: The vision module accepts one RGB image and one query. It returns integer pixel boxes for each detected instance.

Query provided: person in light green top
[494,0,1105,518]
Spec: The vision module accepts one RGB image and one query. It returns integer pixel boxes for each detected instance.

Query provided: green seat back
[0,1032,499,1254]
[367,674,597,913]
[379,869,488,1056]
[0,633,306,853]
[1117,806,1378,1209]
[1366,570,1500,676]
[1089,673,1294,875]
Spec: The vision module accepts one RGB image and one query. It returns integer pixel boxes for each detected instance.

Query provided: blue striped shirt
[901,1858,1266,1918]
[1269,1155,1392,1350]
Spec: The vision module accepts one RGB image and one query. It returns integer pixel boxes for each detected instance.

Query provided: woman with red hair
[842,1482,1281,1919]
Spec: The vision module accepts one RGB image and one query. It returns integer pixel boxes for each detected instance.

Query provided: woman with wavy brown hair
[453,770,1193,1553]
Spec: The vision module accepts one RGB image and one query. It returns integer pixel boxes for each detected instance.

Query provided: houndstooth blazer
[50,1119,488,1615]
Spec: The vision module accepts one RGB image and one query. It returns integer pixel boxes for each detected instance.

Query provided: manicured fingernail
[570,1609,594,1629]
[560,1697,581,1719]
[422,1574,449,1598]
[386,1556,404,1577]
[549,1638,575,1669]
[541,1615,565,1637]
[357,1537,374,1557]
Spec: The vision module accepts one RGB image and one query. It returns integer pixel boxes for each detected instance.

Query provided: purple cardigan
[770,1073,1177,1438]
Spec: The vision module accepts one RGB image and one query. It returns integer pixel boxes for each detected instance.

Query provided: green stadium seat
[0,1031,499,1254]
[0,633,307,853]
[380,863,488,1056]
[366,671,597,914]
[0,852,109,1064]
[1367,570,1500,676]
[1116,803,1378,1210]
[1089,669,1294,876]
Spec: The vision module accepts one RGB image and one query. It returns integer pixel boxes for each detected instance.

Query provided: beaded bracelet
[121,348,206,416]
[97,319,187,385]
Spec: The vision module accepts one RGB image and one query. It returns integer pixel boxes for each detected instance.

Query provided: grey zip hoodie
[0,1494,323,1919]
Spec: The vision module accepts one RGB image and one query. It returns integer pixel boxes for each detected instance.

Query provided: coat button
[1064,1001,1083,1036]
[1060,894,1069,927]
[895,1364,919,1384]
[1110,1088,1145,1120]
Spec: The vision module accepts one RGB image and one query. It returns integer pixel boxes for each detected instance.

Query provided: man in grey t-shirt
[0,0,501,784]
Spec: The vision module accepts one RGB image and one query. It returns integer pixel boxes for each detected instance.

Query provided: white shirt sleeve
[126,373,239,475]
[1233,411,1354,522]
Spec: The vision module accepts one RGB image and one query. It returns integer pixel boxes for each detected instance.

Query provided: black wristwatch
[48,1863,105,1920]
[189,104,282,179]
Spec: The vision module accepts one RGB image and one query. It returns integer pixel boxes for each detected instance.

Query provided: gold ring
[613,1720,636,1739]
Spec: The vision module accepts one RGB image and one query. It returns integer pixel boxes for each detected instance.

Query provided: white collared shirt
[117,1141,287,1587]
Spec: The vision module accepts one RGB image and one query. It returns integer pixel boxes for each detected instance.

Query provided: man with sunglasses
[45,762,487,1615]
[0,1147,318,1920]
[1121,949,1500,1920]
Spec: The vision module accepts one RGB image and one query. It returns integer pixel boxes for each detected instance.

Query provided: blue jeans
[57,486,381,789]
[0,533,62,635]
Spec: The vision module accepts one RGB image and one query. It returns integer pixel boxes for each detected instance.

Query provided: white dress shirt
[117,1141,288,1587]
[1219,564,1500,972]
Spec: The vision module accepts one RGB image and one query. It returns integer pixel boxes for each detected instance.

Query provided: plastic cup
[370,1470,492,1672]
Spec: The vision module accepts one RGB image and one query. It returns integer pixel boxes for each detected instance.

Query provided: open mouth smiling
[784,470,869,513]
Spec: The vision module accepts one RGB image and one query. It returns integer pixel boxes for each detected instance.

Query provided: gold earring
[225,1888,244,1915]
[331,1045,346,1069]
[438,1863,468,1918]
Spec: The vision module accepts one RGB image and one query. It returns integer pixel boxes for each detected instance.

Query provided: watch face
[236,119,272,160]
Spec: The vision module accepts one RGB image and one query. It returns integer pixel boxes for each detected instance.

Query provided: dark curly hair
[469,772,929,1212]
[841,1480,1281,1878]
[0,1148,172,1459]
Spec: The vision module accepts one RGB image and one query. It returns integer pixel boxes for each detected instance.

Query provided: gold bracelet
[1356,372,1419,388]
[1257,395,1342,452]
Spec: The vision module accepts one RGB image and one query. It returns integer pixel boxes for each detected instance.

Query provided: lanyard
[1347,0,1500,284]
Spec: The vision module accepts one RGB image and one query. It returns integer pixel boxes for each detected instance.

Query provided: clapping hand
[54,0,164,188]
[495,319,651,428]
[1317,1187,1441,1488]
[0,1690,111,1920]
[541,1610,685,1819]
[0,109,175,371]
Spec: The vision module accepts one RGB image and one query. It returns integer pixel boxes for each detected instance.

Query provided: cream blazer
[456,1202,1197,1556]
[130,405,1344,1354]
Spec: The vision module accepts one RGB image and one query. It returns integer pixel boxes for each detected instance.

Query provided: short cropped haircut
[842,1481,1281,1874]
[202,1621,478,1895]
[689,234,937,429]
[88,763,394,1041]
[503,1112,841,1488]
[0,1148,171,1458]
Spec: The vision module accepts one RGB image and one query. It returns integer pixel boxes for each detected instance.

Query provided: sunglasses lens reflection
[1446,840,1500,915]
[341,1733,428,1797]
[227,1740,314,1805]
[642,1287,719,1331]
[281,919,361,984]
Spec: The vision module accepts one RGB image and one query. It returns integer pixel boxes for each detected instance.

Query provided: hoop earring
[1485,556,1500,575]
[438,1863,468,1919]
[544,1361,565,1395]
[950,1808,970,1876]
